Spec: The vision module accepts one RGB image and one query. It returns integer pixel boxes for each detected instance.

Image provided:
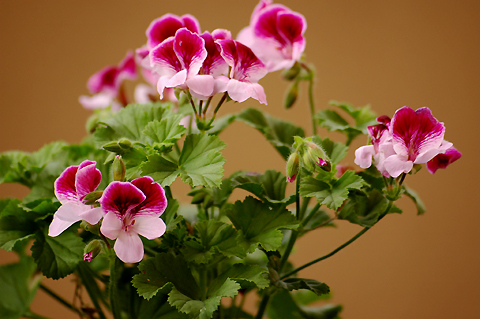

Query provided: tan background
[1,0,479,318]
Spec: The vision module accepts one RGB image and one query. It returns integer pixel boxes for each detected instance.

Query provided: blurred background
[1,0,479,318]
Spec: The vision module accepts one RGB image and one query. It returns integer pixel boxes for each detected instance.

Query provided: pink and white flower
[187,29,232,100]
[150,28,213,99]
[49,160,104,237]
[99,176,167,263]
[216,39,268,104]
[354,115,395,177]
[355,106,460,178]
[383,107,450,177]
[79,51,137,110]
[237,0,307,72]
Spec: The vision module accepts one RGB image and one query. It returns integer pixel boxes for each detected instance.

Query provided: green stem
[300,203,320,228]
[279,176,301,272]
[39,284,80,315]
[281,201,394,279]
[298,196,311,221]
[255,292,271,319]
[109,256,122,319]
[203,96,213,119]
[301,62,317,135]
[208,92,228,125]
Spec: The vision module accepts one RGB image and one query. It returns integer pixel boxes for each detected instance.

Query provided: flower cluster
[79,0,307,111]
[48,160,167,263]
[354,106,461,177]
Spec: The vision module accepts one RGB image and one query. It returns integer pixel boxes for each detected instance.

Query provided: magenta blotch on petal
[99,178,168,263]
[426,144,462,174]
[49,160,103,237]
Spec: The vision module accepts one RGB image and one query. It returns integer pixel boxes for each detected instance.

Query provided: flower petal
[100,182,146,217]
[114,230,144,263]
[79,94,116,110]
[354,145,375,169]
[200,32,229,76]
[150,37,182,77]
[173,28,207,78]
[426,145,462,174]
[132,215,166,240]
[79,207,105,225]
[75,161,101,201]
[100,212,122,240]
[390,106,445,162]
[118,51,137,80]
[87,66,119,95]
[146,14,185,49]
[217,40,267,82]
[383,154,413,177]
[180,14,201,34]
[131,176,167,217]
[277,11,307,60]
[54,165,79,204]
[48,202,85,236]
[186,74,215,99]
[226,79,252,102]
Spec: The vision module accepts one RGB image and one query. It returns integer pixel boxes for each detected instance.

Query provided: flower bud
[282,62,301,81]
[83,240,104,262]
[305,142,331,171]
[112,155,126,181]
[284,80,299,109]
[286,152,300,183]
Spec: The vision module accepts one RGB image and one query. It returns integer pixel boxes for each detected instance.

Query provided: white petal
[48,202,85,237]
[114,231,144,263]
[132,215,167,240]
[100,212,122,240]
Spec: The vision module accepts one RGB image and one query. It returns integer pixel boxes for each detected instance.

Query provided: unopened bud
[306,142,331,171]
[112,155,126,181]
[284,80,299,109]
[83,240,104,262]
[286,152,300,183]
[118,139,132,149]
[282,62,301,81]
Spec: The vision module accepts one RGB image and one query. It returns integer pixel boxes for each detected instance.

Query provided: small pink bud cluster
[286,137,331,183]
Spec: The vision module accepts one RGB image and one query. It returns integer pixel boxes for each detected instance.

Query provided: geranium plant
[0,1,461,319]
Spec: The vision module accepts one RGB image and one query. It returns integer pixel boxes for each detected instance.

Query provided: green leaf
[161,198,183,232]
[276,278,330,296]
[231,170,295,205]
[330,100,377,134]
[168,278,240,319]
[206,114,236,135]
[316,101,377,145]
[338,190,389,227]
[225,197,298,252]
[403,185,426,215]
[237,108,305,160]
[209,263,269,291]
[182,220,247,264]
[301,304,343,319]
[31,229,84,279]
[143,134,226,188]
[300,171,364,210]
[266,289,303,319]
[132,252,200,300]
[94,103,172,143]
[142,116,187,150]
[0,256,41,319]
[0,199,38,251]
